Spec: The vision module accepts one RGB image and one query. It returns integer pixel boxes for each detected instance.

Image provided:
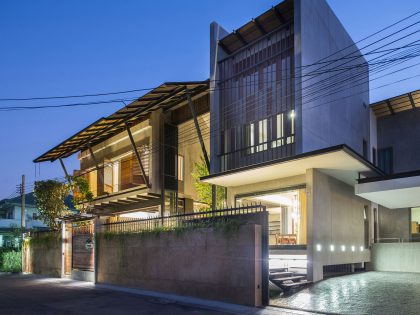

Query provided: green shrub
[0,250,21,272]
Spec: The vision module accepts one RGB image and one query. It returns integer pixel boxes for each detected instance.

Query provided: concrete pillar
[209,22,228,174]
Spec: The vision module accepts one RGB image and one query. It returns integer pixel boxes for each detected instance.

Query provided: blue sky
[0,0,419,199]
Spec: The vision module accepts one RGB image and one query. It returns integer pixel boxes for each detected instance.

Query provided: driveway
[0,273,313,315]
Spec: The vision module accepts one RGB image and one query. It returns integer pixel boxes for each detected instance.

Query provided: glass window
[236,187,307,246]
[245,123,255,154]
[177,155,184,181]
[287,110,295,144]
[272,113,284,148]
[257,119,268,152]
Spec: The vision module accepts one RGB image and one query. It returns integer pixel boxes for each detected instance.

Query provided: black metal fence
[98,204,267,234]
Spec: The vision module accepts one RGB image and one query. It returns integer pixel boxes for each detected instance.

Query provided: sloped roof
[218,0,293,55]
[34,80,209,162]
[0,192,75,210]
[371,89,420,118]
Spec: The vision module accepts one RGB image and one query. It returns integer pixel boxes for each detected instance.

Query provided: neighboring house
[32,0,420,294]
[0,193,47,247]
[34,82,210,218]
[356,89,420,243]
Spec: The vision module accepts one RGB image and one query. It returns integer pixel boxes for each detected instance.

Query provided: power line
[0,10,418,104]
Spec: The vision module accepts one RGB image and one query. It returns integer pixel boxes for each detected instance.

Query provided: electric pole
[21,174,25,273]
[21,175,25,230]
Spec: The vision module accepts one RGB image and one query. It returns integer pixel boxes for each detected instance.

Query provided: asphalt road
[0,273,316,315]
[0,273,232,315]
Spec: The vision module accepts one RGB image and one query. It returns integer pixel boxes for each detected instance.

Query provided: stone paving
[271,271,420,315]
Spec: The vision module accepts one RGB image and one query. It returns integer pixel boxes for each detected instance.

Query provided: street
[0,273,312,315]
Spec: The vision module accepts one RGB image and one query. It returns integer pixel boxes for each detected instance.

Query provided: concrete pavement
[0,273,316,315]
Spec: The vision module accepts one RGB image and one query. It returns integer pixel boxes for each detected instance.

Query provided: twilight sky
[0,0,419,199]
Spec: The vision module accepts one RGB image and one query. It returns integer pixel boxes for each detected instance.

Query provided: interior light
[351,245,355,252]
[289,110,296,119]
[330,244,335,252]
[341,245,346,252]
[316,244,322,252]
[360,246,364,252]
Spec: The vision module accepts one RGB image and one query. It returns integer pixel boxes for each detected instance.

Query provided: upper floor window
[245,123,255,154]
[257,119,268,152]
[272,113,284,148]
[177,155,184,181]
[378,147,393,174]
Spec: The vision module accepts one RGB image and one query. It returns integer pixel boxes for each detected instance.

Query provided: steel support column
[59,158,71,182]
[88,144,105,185]
[125,122,150,188]
[186,93,216,210]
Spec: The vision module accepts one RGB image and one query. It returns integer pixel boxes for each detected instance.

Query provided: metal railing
[98,204,267,234]
[375,237,420,243]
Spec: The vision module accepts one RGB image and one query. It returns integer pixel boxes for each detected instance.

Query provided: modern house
[203,0,378,282]
[0,193,47,247]
[30,0,420,307]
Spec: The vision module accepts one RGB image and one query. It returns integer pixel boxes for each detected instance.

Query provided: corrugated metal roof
[371,89,420,118]
[34,81,209,162]
[218,0,293,55]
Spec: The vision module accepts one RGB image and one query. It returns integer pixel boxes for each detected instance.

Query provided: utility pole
[21,175,25,231]
[21,174,25,273]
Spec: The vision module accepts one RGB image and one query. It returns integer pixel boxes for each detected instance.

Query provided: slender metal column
[186,93,216,210]
[59,158,72,183]
[187,93,210,170]
[125,122,150,188]
[88,144,105,188]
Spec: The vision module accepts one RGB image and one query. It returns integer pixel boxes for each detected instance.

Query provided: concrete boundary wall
[96,224,262,306]
[370,243,420,273]
[23,236,62,278]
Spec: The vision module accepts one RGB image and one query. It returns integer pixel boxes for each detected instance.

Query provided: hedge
[0,248,21,272]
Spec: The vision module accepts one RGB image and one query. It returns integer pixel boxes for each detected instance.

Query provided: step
[281,280,310,288]
[269,271,293,278]
[269,268,288,273]
[272,275,305,282]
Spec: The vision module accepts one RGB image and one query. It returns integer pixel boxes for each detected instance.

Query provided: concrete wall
[378,206,410,241]
[23,235,62,278]
[377,108,420,173]
[307,169,371,281]
[370,243,420,273]
[96,224,262,306]
[295,0,370,156]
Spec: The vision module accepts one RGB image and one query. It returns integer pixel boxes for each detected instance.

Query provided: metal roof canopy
[218,0,294,55]
[370,89,420,118]
[34,81,209,163]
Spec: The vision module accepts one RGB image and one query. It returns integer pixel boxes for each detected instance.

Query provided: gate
[72,223,94,272]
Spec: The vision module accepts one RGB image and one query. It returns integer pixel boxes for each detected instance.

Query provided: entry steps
[269,268,310,292]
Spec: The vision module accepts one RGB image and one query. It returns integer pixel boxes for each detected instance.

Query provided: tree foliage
[70,176,94,213]
[34,177,94,230]
[34,180,71,230]
[191,157,225,209]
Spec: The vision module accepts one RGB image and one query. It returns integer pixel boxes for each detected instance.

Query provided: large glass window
[236,187,307,246]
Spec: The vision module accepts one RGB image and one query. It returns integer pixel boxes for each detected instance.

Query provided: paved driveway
[0,273,312,315]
